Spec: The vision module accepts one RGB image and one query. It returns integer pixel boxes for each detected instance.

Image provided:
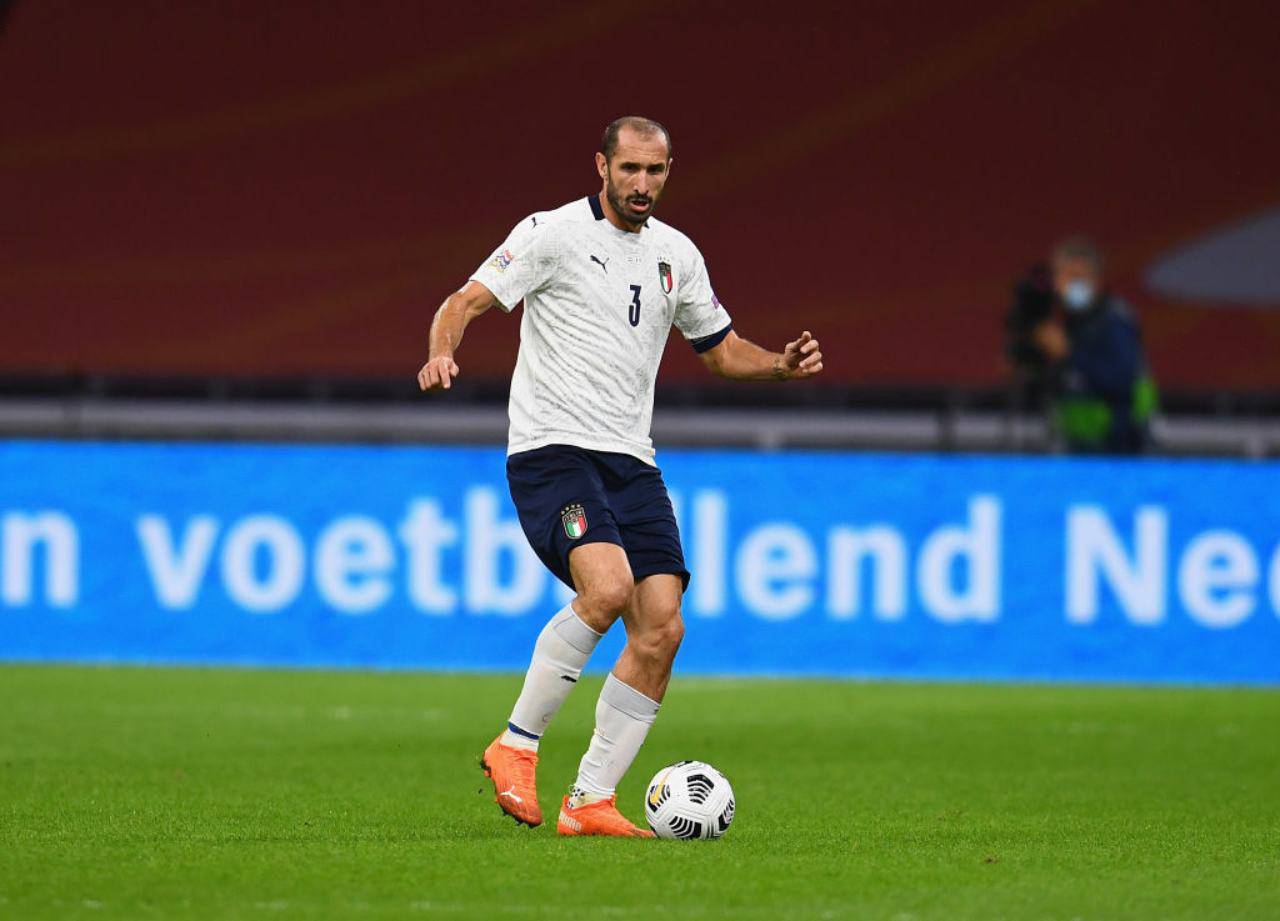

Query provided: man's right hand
[1032,320,1069,362]
[418,356,460,391]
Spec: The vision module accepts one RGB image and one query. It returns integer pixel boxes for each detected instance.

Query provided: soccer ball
[644,760,735,840]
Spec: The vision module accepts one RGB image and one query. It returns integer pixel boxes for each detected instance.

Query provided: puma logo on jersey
[499,785,523,804]
[590,254,609,274]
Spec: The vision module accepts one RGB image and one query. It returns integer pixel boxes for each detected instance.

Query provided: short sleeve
[673,247,733,353]
[469,215,558,312]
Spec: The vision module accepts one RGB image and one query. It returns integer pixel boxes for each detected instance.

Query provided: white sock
[501,604,603,751]
[571,673,660,802]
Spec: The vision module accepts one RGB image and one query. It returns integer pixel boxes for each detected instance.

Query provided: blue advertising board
[1,439,1277,684]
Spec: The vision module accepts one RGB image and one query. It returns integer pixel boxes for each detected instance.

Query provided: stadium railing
[1,374,1278,457]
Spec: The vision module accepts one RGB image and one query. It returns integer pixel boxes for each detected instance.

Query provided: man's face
[1052,256,1100,300]
[596,128,671,228]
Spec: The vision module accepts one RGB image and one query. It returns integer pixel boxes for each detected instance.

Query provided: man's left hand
[779,330,823,379]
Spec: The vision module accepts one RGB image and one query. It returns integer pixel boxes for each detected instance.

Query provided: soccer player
[417,116,823,837]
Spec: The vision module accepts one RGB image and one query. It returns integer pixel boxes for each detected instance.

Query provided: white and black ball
[644,760,735,840]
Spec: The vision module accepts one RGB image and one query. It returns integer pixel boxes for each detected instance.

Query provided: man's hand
[416,281,499,393]
[418,355,460,391]
[777,330,823,380]
[1032,320,1069,362]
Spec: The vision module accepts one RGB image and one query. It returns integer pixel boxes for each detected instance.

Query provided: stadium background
[4,0,1280,393]
[2,0,1280,675]
[3,0,1278,677]
[2,4,1278,918]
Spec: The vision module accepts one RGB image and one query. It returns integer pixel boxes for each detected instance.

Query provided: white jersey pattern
[470,196,732,465]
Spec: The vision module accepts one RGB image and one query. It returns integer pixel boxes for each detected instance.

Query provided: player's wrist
[771,355,790,381]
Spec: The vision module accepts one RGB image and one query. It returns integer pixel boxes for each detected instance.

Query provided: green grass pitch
[1,665,1277,919]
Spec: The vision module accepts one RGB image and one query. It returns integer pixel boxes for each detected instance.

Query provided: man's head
[1051,235,1105,312]
[596,116,673,229]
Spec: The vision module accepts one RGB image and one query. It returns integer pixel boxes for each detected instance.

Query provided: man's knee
[575,576,632,627]
[634,603,684,664]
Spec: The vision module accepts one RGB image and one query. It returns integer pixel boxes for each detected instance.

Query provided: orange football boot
[556,794,655,838]
[480,735,542,827]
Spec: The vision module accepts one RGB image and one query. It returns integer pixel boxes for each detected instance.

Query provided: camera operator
[1005,236,1157,454]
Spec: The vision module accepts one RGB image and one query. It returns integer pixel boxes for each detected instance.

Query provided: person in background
[1005,236,1157,453]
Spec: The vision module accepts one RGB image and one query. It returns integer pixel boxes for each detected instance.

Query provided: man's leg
[559,573,683,837]
[503,543,630,745]
[482,542,631,826]
[610,572,684,701]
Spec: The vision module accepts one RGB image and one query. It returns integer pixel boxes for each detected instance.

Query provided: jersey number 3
[627,284,642,327]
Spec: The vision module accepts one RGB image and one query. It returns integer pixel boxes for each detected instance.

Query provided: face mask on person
[1062,280,1095,311]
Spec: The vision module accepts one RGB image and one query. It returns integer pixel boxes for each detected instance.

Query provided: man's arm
[698,329,823,381]
[417,281,501,390]
[1068,315,1142,400]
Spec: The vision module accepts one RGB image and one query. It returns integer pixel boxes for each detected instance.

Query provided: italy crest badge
[658,261,673,294]
[561,503,588,539]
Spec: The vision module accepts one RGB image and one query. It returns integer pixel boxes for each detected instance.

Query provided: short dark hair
[1052,235,1105,271]
[601,116,672,162]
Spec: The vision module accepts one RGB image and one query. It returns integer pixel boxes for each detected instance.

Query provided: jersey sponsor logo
[561,503,588,539]
[658,261,673,293]
[590,254,609,274]
[489,248,515,273]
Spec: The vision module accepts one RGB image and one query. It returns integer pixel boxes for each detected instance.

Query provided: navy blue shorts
[506,444,689,592]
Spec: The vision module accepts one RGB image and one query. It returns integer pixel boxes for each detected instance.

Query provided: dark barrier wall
[3,440,1278,684]
[2,2,1279,388]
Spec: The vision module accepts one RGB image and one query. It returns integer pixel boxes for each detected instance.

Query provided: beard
[605,173,656,227]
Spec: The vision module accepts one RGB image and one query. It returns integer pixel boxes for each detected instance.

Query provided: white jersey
[470,195,733,465]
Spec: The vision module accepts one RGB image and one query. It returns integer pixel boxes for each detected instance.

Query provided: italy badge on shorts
[658,261,673,294]
[561,503,588,539]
